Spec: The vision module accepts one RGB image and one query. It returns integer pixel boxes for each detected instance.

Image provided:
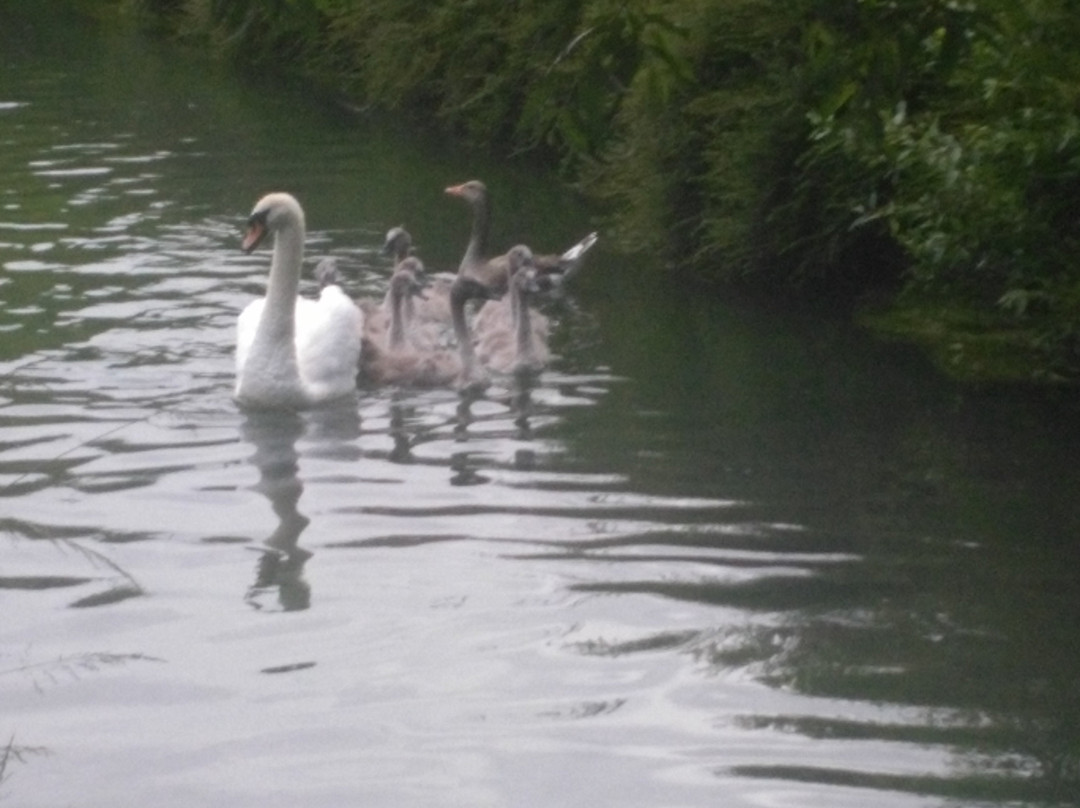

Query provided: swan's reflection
[240,409,311,612]
[238,403,360,611]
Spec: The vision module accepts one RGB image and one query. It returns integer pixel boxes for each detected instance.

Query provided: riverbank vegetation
[127,0,1080,382]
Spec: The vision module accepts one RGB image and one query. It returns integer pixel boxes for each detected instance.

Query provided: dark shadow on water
[388,399,414,464]
[565,523,1080,804]
[508,379,536,442]
[449,375,540,484]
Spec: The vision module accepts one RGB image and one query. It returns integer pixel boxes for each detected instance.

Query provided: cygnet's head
[314,257,342,290]
[382,225,414,260]
[389,257,428,300]
[506,244,535,275]
[242,192,305,253]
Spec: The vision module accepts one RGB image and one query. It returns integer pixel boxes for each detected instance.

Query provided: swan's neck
[460,194,490,272]
[259,224,304,344]
[241,216,306,406]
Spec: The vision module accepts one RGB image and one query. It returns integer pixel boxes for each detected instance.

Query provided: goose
[235,192,363,409]
[444,179,598,296]
[475,245,550,376]
[361,257,462,387]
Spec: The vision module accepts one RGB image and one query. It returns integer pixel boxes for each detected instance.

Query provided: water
[2,6,1079,807]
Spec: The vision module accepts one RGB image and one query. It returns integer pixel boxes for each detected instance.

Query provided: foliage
[837,0,1080,363]
[583,0,795,276]
[321,0,581,145]
[129,0,1080,377]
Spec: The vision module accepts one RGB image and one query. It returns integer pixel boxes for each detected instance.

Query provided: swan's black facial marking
[242,208,271,254]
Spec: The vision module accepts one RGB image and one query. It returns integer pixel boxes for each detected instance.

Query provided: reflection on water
[1,6,1080,808]
[239,403,366,612]
[241,410,312,612]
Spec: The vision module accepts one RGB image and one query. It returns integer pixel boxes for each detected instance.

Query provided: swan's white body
[234,193,363,409]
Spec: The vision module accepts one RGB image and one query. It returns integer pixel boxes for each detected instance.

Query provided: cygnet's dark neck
[450,280,477,373]
[389,284,408,350]
[512,275,534,364]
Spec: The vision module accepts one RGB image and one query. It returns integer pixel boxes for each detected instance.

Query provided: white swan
[235,192,363,409]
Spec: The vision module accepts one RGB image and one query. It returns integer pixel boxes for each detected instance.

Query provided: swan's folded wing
[294,288,364,398]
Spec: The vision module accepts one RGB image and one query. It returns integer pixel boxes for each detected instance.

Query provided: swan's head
[444,180,487,206]
[242,192,305,254]
[382,225,413,259]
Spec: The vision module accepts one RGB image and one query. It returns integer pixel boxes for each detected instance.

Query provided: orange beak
[241,220,267,253]
[444,183,466,197]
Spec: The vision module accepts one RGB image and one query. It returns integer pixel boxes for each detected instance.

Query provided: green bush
[131,0,1080,375]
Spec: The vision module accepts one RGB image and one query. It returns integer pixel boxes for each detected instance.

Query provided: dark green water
[1,5,1079,807]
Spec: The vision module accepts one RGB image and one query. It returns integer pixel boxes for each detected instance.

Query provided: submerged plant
[0,735,50,792]
[1,652,164,695]
[55,538,146,608]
